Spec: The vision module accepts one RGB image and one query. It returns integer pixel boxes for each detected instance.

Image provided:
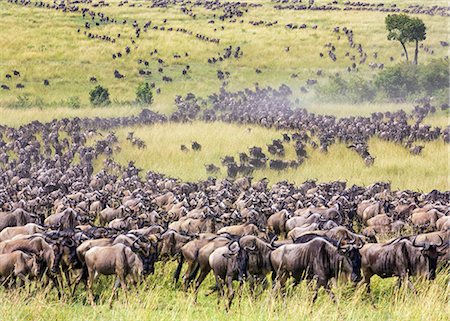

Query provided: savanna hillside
[0,0,449,110]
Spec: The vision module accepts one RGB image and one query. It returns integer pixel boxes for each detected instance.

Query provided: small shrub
[67,96,81,109]
[89,85,110,107]
[136,82,153,105]
[10,95,32,108]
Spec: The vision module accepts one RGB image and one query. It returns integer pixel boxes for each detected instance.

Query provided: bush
[375,63,420,99]
[418,59,449,95]
[136,82,153,105]
[375,59,449,100]
[89,85,110,107]
[316,75,377,103]
[67,96,81,109]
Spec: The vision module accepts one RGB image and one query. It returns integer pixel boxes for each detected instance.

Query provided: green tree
[385,14,411,62]
[405,17,426,65]
[385,14,426,65]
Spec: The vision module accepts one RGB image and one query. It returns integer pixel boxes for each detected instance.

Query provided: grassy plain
[0,0,449,110]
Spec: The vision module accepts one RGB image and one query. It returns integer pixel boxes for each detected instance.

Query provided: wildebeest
[99,206,130,225]
[360,236,447,292]
[209,241,248,308]
[270,238,362,301]
[0,250,40,285]
[85,243,144,307]
[0,209,39,231]
[0,223,45,242]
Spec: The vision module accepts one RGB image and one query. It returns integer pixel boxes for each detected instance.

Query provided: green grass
[0,262,448,321]
[104,121,450,192]
[0,0,448,110]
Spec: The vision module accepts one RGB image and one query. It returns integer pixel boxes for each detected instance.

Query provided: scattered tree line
[317,59,449,104]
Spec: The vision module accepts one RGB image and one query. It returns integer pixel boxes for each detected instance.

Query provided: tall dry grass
[106,121,450,191]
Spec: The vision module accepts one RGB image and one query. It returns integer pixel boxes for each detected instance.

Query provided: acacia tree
[385,14,426,64]
[406,17,426,64]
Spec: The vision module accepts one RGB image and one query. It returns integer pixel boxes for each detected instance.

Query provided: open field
[109,121,450,191]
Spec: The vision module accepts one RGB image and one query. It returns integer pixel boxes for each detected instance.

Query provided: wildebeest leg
[72,266,87,296]
[64,268,72,288]
[402,276,416,293]
[182,261,198,290]
[236,280,244,308]
[46,272,62,299]
[273,270,288,295]
[212,274,223,305]
[16,273,28,286]
[226,275,235,310]
[193,268,210,303]
[119,273,128,303]
[312,278,331,303]
[361,271,372,293]
[87,270,96,306]
[108,278,121,308]
[185,262,200,290]
[323,281,336,303]
[173,255,184,284]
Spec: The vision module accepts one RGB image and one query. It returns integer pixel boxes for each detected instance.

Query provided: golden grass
[105,121,450,192]
[0,0,448,110]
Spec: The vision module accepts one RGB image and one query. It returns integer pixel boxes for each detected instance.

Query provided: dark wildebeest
[360,236,447,292]
[270,238,362,302]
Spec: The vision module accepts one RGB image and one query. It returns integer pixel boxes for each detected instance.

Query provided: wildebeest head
[132,236,159,275]
[412,236,447,280]
[337,239,363,283]
[51,237,77,273]
[223,241,249,281]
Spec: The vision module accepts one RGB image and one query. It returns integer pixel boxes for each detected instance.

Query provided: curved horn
[436,235,444,247]
[244,245,256,252]
[412,236,423,248]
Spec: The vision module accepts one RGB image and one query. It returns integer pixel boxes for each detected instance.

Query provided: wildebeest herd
[0,83,449,309]
[2,0,448,103]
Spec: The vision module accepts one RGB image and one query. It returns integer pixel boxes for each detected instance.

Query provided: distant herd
[1,0,449,100]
